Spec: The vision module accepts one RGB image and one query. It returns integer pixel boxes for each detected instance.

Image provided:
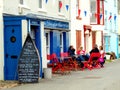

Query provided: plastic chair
[82,52,101,70]
[60,52,78,71]
[47,53,65,74]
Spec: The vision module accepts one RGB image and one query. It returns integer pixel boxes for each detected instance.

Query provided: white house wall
[70,0,77,49]
[3,0,70,21]
[70,0,91,50]
[0,0,4,80]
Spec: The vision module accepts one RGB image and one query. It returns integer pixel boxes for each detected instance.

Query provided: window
[109,20,112,32]
[39,0,42,8]
[104,36,111,52]
[104,18,107,30]
[90,0,104,24]
[119,35,120,41]
[76,0,79,16]
[109,13,112,32]
[20,0,23,4]
[90,0,97,23]
[58,1,62,12]
[76,0,81,19]
[114,20,117,32]
[114,0,116,7]
[60,33,63,53]
[45,32,50,54]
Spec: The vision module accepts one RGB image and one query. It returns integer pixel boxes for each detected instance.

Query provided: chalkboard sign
[18,34,40,83]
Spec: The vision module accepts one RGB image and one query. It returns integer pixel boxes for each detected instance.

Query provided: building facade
[1,0,71,80]
[70,0,104,53]
[104,0,119,58]
[118,0,120,58]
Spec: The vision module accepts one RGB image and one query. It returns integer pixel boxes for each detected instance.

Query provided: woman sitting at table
[76,46,89,68]
[77,46,89,61]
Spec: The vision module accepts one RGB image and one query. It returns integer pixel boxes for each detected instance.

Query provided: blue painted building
[3,15,70,80]
[104,0,119,58]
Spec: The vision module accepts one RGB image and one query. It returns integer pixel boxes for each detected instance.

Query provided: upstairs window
[39,0,42,8]
[76,0,81,19]
[90,0,104,25]
[90,0,97,24]
[20,0,23,4]
[114,0,117,7]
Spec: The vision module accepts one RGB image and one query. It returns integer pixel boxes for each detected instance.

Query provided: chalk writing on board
[18,34,40,83]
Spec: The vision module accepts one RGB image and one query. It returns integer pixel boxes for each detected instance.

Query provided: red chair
[60,52,78,71]
[82,52,101,70]
[47,53,65,74]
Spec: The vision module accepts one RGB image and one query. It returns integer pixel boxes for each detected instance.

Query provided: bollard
[43,68,52,79]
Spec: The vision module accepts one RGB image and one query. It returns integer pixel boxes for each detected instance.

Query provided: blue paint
[3,16,43,80]
[63,32,69,52]
[4,17,22,80]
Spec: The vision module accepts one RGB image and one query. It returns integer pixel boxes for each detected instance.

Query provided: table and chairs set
[47,52,104,74]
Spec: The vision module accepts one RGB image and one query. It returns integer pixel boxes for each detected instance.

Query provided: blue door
[4,25,22,80]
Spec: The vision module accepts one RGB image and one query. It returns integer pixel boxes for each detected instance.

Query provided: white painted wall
[0,0,4,80]
[70,0,91,50]
[22,20,27,46]
[41,21,47,69]
[70,0,77,49]
[3,0,70,21]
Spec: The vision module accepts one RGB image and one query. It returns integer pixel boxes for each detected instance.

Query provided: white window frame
[45,31,50,55]
[60,32,63,53]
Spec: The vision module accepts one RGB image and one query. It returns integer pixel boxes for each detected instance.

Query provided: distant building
[104,0,119,58]
[118,0,120,58]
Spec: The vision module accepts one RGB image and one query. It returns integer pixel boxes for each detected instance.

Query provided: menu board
[18,34,40,83]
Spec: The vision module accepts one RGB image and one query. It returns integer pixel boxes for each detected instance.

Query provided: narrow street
[4,59,120,90]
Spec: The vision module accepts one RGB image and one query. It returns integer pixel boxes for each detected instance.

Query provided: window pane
[58,1,62,12]
[46,33,48,46]
[20,0,23,4]
[90,0,97,23]
[39,0,42,8]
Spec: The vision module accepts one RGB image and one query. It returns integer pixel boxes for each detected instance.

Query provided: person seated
[76,46,89,68]
[89,44,100,67]
[77,46,89,61]
[99,46,106,67]
[68,45,76,60]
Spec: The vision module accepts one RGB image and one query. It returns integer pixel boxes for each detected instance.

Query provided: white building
[70,0,104,53]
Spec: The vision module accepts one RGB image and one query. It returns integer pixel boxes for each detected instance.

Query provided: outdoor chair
[60,52,78,71]
[47,53,65,74]
[82,52,101,70]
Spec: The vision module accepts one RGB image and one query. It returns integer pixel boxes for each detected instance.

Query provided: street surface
[4,59,120,90]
